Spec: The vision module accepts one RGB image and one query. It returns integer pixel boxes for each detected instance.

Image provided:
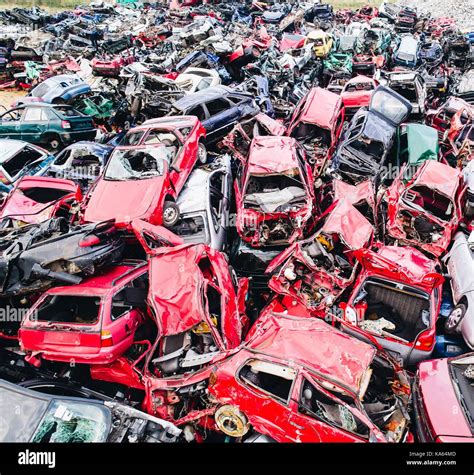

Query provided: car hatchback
[19,261,150,366]
[0,104,96,150]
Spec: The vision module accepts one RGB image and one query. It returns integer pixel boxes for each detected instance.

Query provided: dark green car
[0,104,96,150]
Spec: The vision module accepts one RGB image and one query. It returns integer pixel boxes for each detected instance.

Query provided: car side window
[1,109,21,121]
[187,105,206,122]
[206,284,223,337]
[23,108,46,122]
[299,378,369,438]
[205,99,230,117]
[239,359,296,404]
[210,172,225,231]
[111,286,133,320]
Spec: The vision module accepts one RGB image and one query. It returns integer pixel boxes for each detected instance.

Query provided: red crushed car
[340,75,378,120]
[385,160,465,257]
[234,136,315,247]
[287,86,345,176]
[19,260,150,366]
[0,176,81,227]
[91,52,135,77]
[340,245,444,365]
[82,116,206,228]
[89,242,249,422]
[266,199,374,316]
[413,353,474,442]
[207,298,412,442]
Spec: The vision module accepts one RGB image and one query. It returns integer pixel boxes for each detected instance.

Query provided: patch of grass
[0,0,86,10]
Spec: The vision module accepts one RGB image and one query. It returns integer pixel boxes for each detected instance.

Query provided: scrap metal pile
[0,0,473,444]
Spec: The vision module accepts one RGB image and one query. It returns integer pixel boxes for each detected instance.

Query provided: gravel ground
[397,0,474,30]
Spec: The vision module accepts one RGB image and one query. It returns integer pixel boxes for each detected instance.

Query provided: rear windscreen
[34,295,101,325]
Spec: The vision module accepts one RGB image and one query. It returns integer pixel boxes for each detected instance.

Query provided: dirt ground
[0,89,26,111]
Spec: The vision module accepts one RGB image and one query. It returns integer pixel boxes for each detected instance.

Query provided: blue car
[0,139,54,194]
[170,86,259,144]
[15,74,91,107]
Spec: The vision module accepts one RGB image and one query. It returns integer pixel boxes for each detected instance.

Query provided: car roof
[47,263,147,296]
[245,312,375,395]
[173,86,250,111]
[132,115,198,132]
[248,136,300,174]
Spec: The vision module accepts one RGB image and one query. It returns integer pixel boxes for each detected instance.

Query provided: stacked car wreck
[0,0,472,444]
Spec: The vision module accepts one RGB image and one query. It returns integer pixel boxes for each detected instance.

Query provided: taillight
[61,120,71,129]
[79,235,101,247]
[101,330,113,348]
[415,328,436,351]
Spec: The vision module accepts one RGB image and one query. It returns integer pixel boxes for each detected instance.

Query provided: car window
[122,131,145,146]
[205,98,230,117]
[2,146,44,180]
[111,287,132,320]
[210,173,225,231]
[187,105,206,122]
[23,108,46,122]
[205,284,223,337]
[34,295,101,325]
[299,378,369,438]
[1,109,21,121]
[55,106,83,118]
[105,147,168,180]
[239,359,297,404]
[196,78,213,91]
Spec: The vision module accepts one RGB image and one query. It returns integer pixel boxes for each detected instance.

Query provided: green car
[0,104,96,150]
[398,123,439,167]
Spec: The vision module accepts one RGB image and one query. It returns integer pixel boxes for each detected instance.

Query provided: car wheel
[47,134,61,151]
[445,303,467,334]
[215,405,250,438]
[163,201,180,227]
[198,142,207,164]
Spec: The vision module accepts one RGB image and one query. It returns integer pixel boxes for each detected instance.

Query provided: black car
[0,218,124,297]
[0,378,181,443]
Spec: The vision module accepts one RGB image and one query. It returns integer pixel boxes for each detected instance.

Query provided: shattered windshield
[32,400,110,443]
[105,147,168,180]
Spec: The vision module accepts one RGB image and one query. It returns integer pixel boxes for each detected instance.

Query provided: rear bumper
[61,129,97,143]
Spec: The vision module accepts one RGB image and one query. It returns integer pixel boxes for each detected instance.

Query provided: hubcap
[164,207,177,223]
[448,308,463,329]
[198,145,206,163]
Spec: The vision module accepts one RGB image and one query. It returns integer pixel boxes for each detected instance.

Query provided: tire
[162,200,180,227]
[445,303,467,334]
[45,134,61,151]
[197,141,207,164]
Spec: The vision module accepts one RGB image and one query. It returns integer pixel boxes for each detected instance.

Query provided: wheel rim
[198,144,206,163]
[447,308,464,329]
[163,206,178,224]
[50,139,60,149]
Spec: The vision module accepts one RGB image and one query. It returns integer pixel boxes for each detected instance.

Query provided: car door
[287,374,372,442]
[209,170,230,249]
[19,107,48,143]
[0,108,22,139]
[108,280,147,352]
[235,358,299,441]
[202,98,237,143]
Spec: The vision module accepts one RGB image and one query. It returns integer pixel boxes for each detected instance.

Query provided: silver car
[170,154,231,251]
[444,231,474,348]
